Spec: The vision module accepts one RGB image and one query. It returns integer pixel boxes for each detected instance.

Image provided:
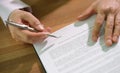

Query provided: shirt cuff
[0,0,31,26]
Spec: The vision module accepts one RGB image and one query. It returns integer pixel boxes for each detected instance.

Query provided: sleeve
[0,0,31,25]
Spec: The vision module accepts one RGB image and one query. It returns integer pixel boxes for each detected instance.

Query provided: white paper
[33,15,120,73]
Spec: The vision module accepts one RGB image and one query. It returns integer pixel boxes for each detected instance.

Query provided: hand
[8,9,51,44]
[78,0,120,46]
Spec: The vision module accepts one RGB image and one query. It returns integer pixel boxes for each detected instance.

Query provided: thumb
[77,5,95,21]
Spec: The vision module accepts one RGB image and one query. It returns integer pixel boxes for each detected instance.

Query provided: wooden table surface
[0,0,95,73]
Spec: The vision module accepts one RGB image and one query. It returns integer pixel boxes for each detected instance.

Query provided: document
[33,15,120,73]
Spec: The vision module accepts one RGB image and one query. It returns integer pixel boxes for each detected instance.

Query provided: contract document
[33,15,120,73]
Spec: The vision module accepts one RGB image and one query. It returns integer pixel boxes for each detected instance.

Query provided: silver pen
[5,21,60,38]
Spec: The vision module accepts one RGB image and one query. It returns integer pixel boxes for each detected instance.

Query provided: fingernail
[39,25,44,30]
[92,36,98,42]
[106,40,112,46]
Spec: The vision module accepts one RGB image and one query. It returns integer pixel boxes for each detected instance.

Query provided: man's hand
[8,9,51,44]
[78,0,120,46]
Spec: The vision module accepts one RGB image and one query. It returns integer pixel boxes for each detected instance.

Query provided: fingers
[92,13,105,42]
[8,10,52,43]
[113,12,120,43]
[77,5,95,21]
[105,14,115,46]
[21,12,45,31]
[21,30,50,43]
[10,26,51,44]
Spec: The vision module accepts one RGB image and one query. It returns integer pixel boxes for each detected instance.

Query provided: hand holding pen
[6,21,59,38]
[7,9,54,44]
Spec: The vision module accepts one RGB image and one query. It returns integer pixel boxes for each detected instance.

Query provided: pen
[5,20,60,38]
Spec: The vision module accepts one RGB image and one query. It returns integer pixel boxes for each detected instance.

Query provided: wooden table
[0,0,95,73]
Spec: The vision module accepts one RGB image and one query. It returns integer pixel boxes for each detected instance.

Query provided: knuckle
[102,6,117,14]
[115,20,120,26]
[105,36,111,40]
[114,32,119,36]
[115,22,120,27]
[99,7,106,12]
[101,6,109,11]
[106,23,114,29]
[110,7,116,13]
[102,7,106,11]
[96,20,102,26]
